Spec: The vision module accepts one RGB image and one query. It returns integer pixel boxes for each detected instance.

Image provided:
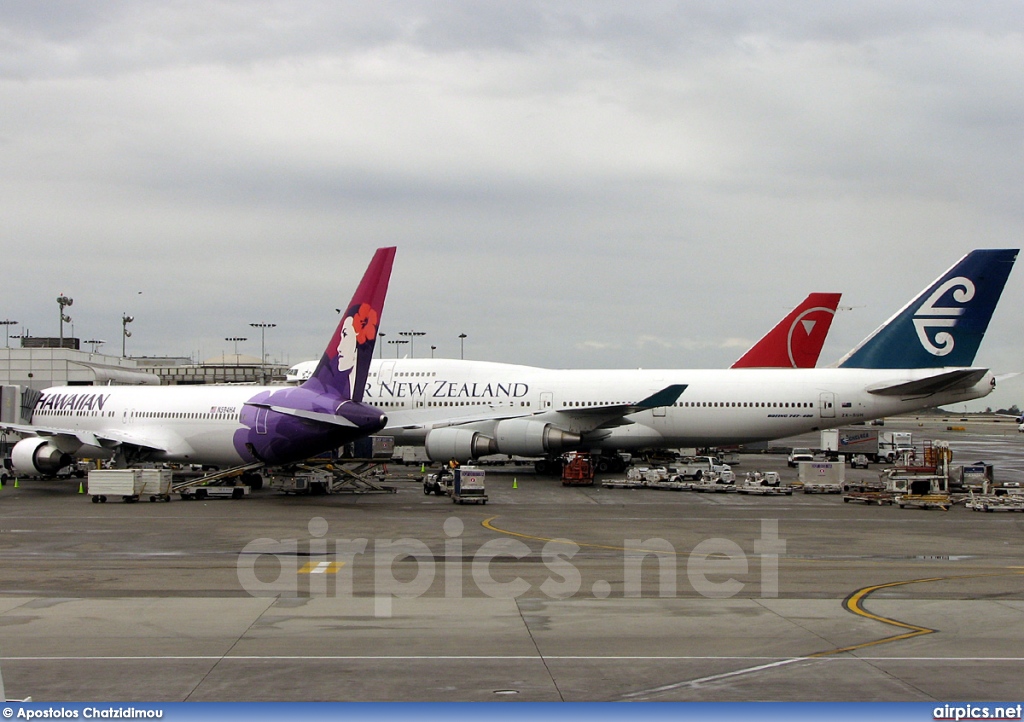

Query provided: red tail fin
[731,293,841,369]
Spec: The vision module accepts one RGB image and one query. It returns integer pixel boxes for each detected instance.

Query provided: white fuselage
[364,358,994,451]
[27,356,995,466]
[30,385,266,467]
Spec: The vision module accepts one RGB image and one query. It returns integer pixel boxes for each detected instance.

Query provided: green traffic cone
[513,478,518,489]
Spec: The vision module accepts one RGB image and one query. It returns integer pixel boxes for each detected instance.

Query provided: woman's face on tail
[337,316,357,372]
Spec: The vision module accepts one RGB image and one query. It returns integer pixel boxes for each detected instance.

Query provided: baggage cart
[452,466,487,504]
[139,469,173,502]
[601,478,646,489]
[180,484,250,500]
[897,493,952,510]
[965,491,1024,512]
[842,491,896,505]
[87,469,144,503]
[799,461,844,493]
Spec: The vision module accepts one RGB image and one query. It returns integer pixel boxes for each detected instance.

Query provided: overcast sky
[2,2,1022,410]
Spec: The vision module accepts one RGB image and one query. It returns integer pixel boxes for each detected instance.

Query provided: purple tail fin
[302,247,396,401]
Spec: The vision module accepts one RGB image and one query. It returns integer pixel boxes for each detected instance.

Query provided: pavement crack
[515,599,564,702]
[180,596,276,701]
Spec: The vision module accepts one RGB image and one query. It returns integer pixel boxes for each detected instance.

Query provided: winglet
[838,249,1017,369]
[303,247,396,400]
[731,293,842,368]
[635,384,687,410]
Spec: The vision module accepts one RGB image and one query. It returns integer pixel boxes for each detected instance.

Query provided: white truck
[820,428,913,464]
[674,456,731,481]
[787,448,814,467]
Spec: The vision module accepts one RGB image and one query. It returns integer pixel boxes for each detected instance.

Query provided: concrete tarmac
[1,416,1022,701]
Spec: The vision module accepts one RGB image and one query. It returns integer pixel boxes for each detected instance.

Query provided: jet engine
[493,419,581,457]
[424,428,498,462]
[11,438,74,476]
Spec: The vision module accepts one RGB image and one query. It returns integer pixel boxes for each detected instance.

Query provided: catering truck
[820,428,912,464]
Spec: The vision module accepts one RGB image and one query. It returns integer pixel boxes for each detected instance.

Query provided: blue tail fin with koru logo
[838,249,1018,369]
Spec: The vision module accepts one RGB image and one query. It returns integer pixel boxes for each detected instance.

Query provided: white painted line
[3,655,1023,662]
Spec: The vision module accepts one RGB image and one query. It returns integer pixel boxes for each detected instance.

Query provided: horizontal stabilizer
[865,369,989,396]
[247,403,359,428]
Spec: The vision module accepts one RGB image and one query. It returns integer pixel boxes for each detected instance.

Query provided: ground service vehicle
[820,428,912,463]
[788,448,814,467]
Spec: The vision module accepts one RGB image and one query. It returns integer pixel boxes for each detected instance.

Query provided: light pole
[430,345,436,358]
[378,332,386,359]
[121,313,134,357]
[388,339,408,358]
[225,337,247,361]
[399,330,425,358]
[0,320,17,348]
[250,323,276,384]
[459,333,467,360]
[57,295,73,348]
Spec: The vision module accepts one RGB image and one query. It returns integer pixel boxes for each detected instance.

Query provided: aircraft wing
[865,369,990,397]
[1,422,116,450]
[391,384,686,434]
[552,384,687,431]
[390,408,536,432]
[555,384,687,417]
[0,422,172,453]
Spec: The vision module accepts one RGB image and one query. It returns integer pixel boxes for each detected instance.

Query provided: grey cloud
[1,2,1022,410]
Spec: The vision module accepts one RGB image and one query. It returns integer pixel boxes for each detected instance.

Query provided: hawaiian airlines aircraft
[364,250,1015,465]
[5,248,396,476]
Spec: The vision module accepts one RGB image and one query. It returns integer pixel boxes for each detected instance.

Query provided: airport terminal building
[0,337,288,390]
